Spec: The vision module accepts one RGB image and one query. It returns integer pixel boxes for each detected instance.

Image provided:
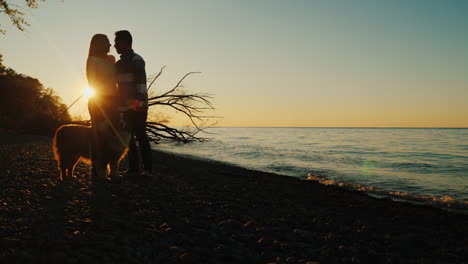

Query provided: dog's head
[112,111,131,130]
[96,111,131,135]
[118,112,129,131]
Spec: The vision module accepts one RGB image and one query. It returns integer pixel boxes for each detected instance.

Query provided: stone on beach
[0,133,467,263]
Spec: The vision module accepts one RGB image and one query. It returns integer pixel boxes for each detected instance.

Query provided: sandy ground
[0,133,467,264]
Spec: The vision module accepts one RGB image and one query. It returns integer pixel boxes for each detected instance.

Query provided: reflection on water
[154,127,468,209]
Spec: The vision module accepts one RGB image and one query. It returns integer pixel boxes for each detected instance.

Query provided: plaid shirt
[116,50,148,112]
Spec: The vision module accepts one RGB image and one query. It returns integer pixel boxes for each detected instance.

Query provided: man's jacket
[116,50,148,112]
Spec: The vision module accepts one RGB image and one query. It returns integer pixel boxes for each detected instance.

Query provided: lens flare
[84,86,95,99]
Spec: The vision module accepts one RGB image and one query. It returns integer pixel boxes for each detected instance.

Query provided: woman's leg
[88,100,100,177]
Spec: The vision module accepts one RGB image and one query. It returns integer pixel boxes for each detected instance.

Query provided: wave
[230,136,251,140]
[156,127,468,212]
[389,162,437,168]
[306,173,468,212]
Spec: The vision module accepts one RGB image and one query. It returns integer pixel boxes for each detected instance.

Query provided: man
[114,30,152,177]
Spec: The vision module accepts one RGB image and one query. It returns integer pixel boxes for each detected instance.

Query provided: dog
[53,111,131,181]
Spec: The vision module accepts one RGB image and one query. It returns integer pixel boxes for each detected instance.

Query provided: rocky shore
[0,133,467,263]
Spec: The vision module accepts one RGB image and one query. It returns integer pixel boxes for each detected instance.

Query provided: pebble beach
[0,133,467,263]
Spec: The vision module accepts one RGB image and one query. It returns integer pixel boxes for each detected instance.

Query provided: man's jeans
[127,111,152,173]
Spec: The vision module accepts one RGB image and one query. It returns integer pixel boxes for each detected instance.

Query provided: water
[154,127,468,210]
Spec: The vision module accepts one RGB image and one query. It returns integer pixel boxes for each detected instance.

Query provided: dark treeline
[0,54,71,135]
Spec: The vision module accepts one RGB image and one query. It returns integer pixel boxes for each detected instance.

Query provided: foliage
[0,56,71,134]
[0,54,4,71]
[0,0,47,34]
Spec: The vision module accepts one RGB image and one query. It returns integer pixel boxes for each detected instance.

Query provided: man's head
[114,30,133,55]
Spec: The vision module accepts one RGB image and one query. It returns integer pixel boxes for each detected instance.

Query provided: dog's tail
[52,127,62,160]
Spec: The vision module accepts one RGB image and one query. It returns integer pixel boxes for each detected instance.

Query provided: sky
[1,0,467,127]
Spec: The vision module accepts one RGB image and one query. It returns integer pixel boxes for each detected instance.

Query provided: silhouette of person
[86,34,117,177]
[114,30,153,177]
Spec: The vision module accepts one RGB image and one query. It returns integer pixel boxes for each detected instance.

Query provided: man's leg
[127,111,139,173]
[134,111,152,173]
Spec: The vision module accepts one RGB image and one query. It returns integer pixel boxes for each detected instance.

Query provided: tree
[0,54,5,73]
[145,67,219,143]
[0,59,71,133]
[0,0,48,34]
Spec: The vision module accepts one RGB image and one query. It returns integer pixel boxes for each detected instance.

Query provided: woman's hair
[88,34,109,57]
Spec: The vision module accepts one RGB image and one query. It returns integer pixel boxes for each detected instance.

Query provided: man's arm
[133,55,148,110]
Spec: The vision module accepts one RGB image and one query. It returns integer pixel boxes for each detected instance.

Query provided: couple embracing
[86,30,152,178]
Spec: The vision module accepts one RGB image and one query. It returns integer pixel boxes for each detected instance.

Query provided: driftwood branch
[146,122,206,144]
[147,66,166,92]
[146,69,220,143]
[57,69,219,143]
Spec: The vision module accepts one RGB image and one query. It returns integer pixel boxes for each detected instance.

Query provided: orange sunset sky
[1,0,467,127]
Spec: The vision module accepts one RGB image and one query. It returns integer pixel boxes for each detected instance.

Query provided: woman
[86,34,117,178]
[86,33,117,124]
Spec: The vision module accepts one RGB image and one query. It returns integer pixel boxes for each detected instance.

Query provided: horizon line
[208,126,468,129]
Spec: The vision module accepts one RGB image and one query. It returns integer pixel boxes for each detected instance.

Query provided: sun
[83,86,95,99]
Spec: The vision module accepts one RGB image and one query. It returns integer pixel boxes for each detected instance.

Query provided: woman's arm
[86,56,98,87]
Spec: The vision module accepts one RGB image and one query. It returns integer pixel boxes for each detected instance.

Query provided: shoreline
[153,146,468,214]
[152,146,467,214]
[1,133,467,263]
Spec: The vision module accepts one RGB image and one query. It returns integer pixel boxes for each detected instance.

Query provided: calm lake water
[154,128,468,210]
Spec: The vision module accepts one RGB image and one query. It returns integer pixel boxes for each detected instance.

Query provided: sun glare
[83,86,95,99]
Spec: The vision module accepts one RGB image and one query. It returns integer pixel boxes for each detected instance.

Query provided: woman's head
[88,34,111,57]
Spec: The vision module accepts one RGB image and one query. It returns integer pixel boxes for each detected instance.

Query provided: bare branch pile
[146,68,218,143]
